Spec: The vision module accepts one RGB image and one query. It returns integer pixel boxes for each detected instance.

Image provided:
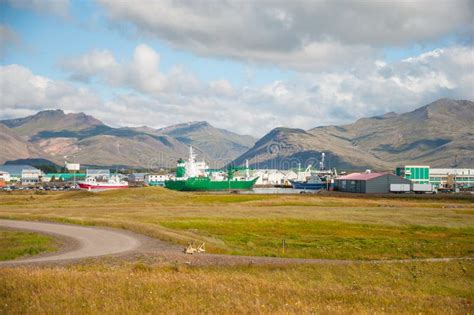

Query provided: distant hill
[4,158,59,167]
[2,109,103,136]
[232,99,474,170]
[0,110,256,168]
[0,123,49,164]
[155,121,255,166]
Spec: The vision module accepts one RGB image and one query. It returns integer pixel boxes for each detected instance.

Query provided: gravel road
[1,219,472,267]
[0,219,143,265]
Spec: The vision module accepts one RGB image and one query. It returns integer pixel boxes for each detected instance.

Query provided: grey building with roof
[335,172,411,194]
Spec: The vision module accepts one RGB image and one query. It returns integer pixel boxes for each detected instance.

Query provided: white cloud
[281,46,474,122]
[209,80,235,97]
[0,64,102,118]
[60,49,117,82]
[97,0,473,71]
[60,44,203,96]
[2,46,473,136]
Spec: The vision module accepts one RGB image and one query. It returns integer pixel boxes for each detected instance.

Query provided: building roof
[337,172,388,181]
[430,168,474,175]
[0,165,39,176]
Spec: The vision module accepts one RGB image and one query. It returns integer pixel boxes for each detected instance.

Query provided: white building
[21,169,42,185]
[0,165,41,182]
[429,168,474,188]
[128,173,147,182]
[0,171,11,183]
[253,169,289,186]
[145,174,170,186]
[40,176,52,183]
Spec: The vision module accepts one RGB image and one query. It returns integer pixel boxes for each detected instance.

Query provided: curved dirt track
[1,219,472,267]
[0,219,143,265]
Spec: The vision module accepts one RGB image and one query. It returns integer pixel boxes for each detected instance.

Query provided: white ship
[78,174,128,191]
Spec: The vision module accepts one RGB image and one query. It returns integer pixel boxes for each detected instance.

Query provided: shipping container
[412,183,433,193]
[390,183,410,192]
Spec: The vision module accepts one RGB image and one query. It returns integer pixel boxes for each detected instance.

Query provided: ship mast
[245,159,250,179]
[185,146,198,178]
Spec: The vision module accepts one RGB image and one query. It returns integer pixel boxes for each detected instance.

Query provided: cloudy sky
[1,0,473,136]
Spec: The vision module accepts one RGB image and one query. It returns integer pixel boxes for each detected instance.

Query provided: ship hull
[78,183,128,190]
[146,181,165,187]
[289,180,325,190]
[165,177,257,191]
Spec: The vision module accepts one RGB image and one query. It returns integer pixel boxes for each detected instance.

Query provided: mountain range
[233,98,474,170]
[0,109,256,168]
[1,98,472,170]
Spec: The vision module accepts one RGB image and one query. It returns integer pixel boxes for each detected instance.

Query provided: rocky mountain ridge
[232,98,474,170]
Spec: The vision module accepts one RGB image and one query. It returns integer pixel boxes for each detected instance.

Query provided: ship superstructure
[165,147,257,191]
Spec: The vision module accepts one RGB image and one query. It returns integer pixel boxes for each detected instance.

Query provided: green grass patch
[160,219,474,260]
[0,229,58,261]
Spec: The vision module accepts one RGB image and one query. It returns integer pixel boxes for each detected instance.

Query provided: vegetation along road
[0,189,473,313]
[0,220,142,265]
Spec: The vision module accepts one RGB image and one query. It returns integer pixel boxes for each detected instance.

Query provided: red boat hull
[78,183,128,190]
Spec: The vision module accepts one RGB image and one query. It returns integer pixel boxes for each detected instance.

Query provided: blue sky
[1,1,291,89]
[1,0,473,135]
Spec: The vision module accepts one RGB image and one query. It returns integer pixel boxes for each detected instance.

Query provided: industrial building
[144,174,169,186]
[128,173,147,183]
[252,169,297,186]
[396,165,430,184]
[0,165,42,184]
[335,172,411,193]
[428,168,474,189]
[0,171,11,183]
[397,165,474,189]
[43,173,86,182]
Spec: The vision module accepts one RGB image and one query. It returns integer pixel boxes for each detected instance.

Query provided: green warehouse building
[396,165,430,184]
[396,165,474,189]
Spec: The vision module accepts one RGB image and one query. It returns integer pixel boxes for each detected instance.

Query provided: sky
[1,0,473,136]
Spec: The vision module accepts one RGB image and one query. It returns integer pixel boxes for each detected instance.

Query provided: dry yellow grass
[0,189,473,313]
[0,260,472,314]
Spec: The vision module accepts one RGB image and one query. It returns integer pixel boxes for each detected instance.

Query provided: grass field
[160,218,473,259]
[0,228,57,261]
[0,188,473,260]
[0,188,473,313]
[0,260,472,313]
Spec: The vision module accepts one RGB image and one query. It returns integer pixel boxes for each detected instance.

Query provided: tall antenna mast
[319,152,325,171]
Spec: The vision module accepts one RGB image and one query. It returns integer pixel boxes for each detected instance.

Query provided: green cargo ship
[165,176,258,191]
[165,147,257,191]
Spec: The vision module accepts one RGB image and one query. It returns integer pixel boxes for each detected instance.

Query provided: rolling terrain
[0,110,256,168]
[0,189,472,313]
[233,98,474,170]
[0,123,47,164]
[1,98,472,169]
